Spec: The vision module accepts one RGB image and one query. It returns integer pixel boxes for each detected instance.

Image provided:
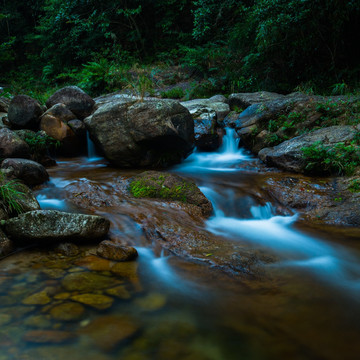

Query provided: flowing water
[1,129,360,359]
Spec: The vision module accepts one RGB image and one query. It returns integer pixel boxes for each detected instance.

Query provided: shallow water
[1,130,360,359]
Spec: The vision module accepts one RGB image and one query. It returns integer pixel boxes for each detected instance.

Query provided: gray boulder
[258,125,358,173]
[0,128,30,159]
[4,210,110,242]
[46,86,95,119]
[85,98,194,167]
[1,158,49,186]
[8,95,43,129]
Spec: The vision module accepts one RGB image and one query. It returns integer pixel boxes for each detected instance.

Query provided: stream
[1,129,360,359]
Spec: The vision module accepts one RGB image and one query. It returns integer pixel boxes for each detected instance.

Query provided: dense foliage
[1,0,359,94]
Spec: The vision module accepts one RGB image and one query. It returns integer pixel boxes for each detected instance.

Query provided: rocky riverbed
[1,86,360,359]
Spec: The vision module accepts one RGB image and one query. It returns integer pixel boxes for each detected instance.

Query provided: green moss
[348,179,360,192]
[129,173,198,203]
[160,87,185,99]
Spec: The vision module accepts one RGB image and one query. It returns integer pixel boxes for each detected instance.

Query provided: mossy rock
[129,171,213,217]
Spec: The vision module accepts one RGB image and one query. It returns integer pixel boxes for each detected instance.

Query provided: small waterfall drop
[86,132,102,161]
[175,127,251,173]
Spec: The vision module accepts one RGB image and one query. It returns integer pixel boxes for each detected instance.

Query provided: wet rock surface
[64,174,275,277]
[4,210,110,242]
[262,173,360,227]
[23,330,74,344]
[97,240,138,262]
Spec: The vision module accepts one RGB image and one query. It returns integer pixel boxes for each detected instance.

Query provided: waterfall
[86,131,102,161]
[175,127,251,173]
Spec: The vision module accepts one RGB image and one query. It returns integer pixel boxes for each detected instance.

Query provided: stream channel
[1,129,360,359]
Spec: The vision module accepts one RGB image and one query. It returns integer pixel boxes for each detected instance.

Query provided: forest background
[1,0,360,100]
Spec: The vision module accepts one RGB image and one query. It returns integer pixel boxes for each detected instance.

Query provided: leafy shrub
[160,87,185,99]
[23,131,60,161]
[348,179,360,192]
[302,141,360,175]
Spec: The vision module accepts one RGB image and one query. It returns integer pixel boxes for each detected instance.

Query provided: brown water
[1,141,360,359]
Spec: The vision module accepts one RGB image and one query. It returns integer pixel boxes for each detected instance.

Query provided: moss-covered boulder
[129,171,213,217]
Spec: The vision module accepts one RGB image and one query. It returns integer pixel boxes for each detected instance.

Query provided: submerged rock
[23,330,74,344]
[85,98,194,168]
[4,210,110,242]
[79,315,139,351]
[49,302,85,321]
[61,272,118,292]
[46,86,95,119]
[1,158,49,186]
[71,293,114,310]
[97,240,138,261]
[129,171,213,217]
[22,290,51,305]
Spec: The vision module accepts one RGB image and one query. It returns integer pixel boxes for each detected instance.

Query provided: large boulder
[85,98,194,167]
[46,86,95,119]
[228,91,286,110]
[234,93,320,153]
[1,158,49,186]
[258,125,358,173]
[0,128,30,159]
[4,210,110,242]
[8,95,43,129]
